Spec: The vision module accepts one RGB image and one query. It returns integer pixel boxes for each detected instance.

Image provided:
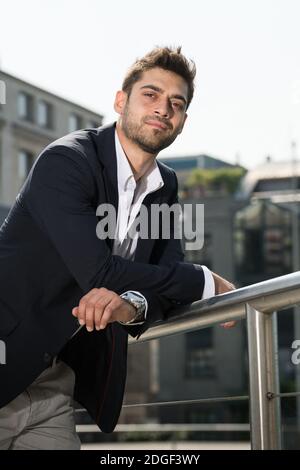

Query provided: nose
[154,98,172,119]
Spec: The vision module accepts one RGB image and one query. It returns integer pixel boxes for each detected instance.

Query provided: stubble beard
[121,104,179,154]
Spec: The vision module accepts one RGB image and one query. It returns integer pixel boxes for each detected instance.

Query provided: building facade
[155,196,247,426]
[0,70,103,206]
[159,154,237,188]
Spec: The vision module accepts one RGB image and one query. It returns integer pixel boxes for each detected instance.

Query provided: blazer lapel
[95,124,119,250]
[134,190,163,263]
[101,126,119,210]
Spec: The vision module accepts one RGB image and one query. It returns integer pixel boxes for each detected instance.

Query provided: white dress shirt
[112,130,164,260]
[113,130,215,319]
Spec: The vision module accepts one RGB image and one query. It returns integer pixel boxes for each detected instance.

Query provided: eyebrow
[140,84,187,106]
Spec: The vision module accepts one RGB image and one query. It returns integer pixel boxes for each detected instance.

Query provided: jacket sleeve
[24,150,205,310]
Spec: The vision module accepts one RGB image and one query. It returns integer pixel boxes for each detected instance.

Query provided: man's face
[115,67,188,154]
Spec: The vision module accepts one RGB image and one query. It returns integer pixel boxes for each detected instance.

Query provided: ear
[114,90,127,115]
[178,113,188,134]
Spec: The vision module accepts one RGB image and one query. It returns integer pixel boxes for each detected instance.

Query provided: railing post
[246,304,282,449]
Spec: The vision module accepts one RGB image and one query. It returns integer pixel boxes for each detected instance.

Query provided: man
[0,46,235,450]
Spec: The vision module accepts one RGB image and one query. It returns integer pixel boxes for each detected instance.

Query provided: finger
[98,299,117,330]
[94,296,116,330]
[77,288,108,327]
[85,292,111,332]
[77,296,91,325]
[99,297,124,330]
[221,321,237,328]
[72,307,79,317]
[85,302,97,332]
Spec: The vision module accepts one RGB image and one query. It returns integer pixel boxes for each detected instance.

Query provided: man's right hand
[72,287,137,332]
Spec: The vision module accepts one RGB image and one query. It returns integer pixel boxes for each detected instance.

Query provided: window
[37,100,53,128]
[18,150,34,180]
[69,113,82,132]
[234,200,292,283]
[18,92,34,121]
[185,329,215,378]
[0,79,6,105]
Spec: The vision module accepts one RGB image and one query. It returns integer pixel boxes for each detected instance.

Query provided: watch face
[132,299,143,309]
[127,294,144,309]
[120,292,146,323]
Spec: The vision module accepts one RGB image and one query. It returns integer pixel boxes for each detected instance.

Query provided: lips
[146,120,168,130]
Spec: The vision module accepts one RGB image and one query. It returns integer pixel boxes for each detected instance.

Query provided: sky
[0,0,300,169]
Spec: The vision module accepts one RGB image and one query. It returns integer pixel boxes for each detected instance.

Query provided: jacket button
[43,352,52,364]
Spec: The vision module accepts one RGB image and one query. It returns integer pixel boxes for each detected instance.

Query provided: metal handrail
[124,271,300,450]
[128,271,300,344]
[77,272,300,449]
[77,423,250,434]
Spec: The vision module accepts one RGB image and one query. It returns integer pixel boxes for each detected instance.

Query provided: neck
[116,121,157,181]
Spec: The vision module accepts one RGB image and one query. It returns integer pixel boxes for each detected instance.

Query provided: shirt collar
[114,129,164,194]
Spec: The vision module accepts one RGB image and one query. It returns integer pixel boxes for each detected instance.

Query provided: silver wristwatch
[119,291,146,325]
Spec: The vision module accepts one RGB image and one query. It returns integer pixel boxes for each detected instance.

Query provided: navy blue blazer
[0,123,205,432]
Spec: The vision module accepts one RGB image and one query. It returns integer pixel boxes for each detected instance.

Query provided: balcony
[77,272,300,450]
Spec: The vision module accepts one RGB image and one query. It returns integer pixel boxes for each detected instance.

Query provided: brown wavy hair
[122,46,196,109]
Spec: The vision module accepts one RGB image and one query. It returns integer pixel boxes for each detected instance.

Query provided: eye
[143,92,155,98]
[172,101,183,110]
